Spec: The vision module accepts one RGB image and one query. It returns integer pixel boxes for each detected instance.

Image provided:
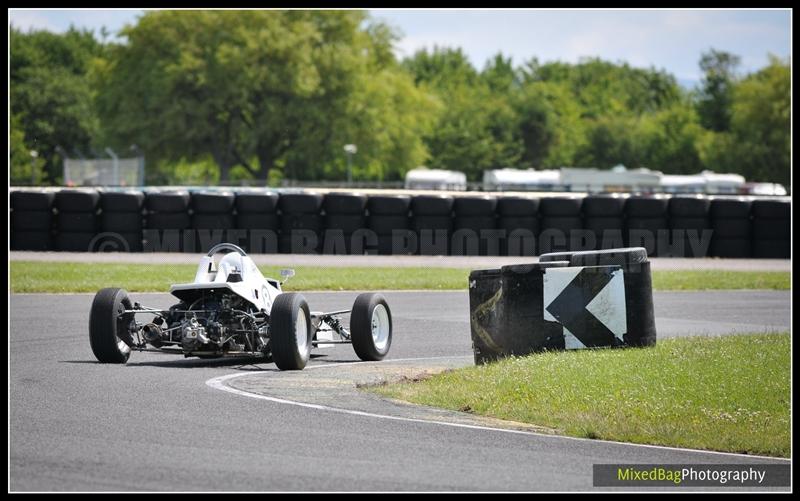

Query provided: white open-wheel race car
[89,243,392,370]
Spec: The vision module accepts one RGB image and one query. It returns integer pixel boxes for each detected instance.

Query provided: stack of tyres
[98,190,145,252]
[625,196,670,256]
[583,195,626,251]
[11,190,55,251]
[751,200,790,258]
[321,193,368,255]
[539,197,583,254]
[367,195,412,255]
[452,196,499,256]
[144,191,192,252]
[235,191,280,253]
[55,190,100,252]
[411,195,454,256]
[496,196,539,256]
[190,191,236,253]
[669,196,711,257]
[709,198,752,258]
[278,193,324,254]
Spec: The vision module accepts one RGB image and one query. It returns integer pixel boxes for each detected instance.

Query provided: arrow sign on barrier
[543,266,627,348]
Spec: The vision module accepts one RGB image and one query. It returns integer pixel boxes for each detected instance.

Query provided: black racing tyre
[669,197,710,217]
[710,238,751,258]
[367,195,411,215]
[281,213,323,233]
[11,231,52,251]
[454,216,496,231]
[584,216,624,232]
[323,193,368,214]
[541,216,582,232]
[711,218,751,239]
[670,217,711,231]
[583,196,626,216]
[55,232,96,252]
[101,212,143,232]
[270,293,312,370]
[191,191,235,213]
[11,191,55,211]
[192,213,234,230]
[453,196,497,217]
[751,200,790,219]
[625,197,669,217]
[145,191,191,213]
[368,215,409,235]
[410,195,454,216]
[55,189,100,212]
[278,193,323,214]
[497,216,539,233]
[709,199,751,219]
[752,240,790,259]
[100,191,145,212]
[350,293,392,361]
[11,211,52,231]
[324,214,366,234]
[236,213,280,230]
[89,287,134,363]
[753,219,790,240]
[58,212,98,233]
[667,236,709,258]
[411,215,453,232]
[540,197,582,217]
[89,232,143,252]
[278,234,320,254]
[496,196,539,217]
[146,212,191,230]
[626,216,669,232]
[235,192,280,213]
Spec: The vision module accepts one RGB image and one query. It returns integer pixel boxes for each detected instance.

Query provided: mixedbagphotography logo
[593,464,790,487]
[96,227,716,256]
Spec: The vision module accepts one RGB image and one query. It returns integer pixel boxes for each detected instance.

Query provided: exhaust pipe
[142,323,164,347]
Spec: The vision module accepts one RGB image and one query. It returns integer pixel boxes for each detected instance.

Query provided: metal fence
[64,156,144,187]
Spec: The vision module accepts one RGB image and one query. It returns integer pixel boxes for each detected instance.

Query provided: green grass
[370,333,791,457]
[9,261,790,293]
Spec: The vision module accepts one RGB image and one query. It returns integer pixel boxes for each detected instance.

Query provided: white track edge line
[205,356,790,463]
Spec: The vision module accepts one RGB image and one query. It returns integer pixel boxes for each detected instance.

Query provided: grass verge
[369,333,790,457]
[9,261,790,293]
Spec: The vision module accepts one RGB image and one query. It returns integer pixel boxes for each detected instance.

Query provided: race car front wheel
[351,293,392,361]
[270,293,312,370]
[89,288,134,364]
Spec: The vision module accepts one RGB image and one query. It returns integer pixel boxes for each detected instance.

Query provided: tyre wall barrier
[469,247,657,364]
[8,188,791,258]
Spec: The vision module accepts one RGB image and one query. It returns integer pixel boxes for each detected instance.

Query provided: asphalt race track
[10,291,791,491]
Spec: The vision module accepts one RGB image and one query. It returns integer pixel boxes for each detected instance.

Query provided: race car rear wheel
[89,288,134,364]
[351,293,392,361]
[270,293,312,370]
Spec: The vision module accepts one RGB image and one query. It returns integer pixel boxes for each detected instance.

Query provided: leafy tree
[521,57,682,119]
[515,81,585,168]
[696,49,740,132]
[639,102,707,174]
[403,48,523,179]
[94,10,432,183]
[10,27,102,183]
[10,113,46,185]
[697,56,790,186]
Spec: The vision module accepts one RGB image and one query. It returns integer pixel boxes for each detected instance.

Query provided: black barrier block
[566,247,649,267]
[469,262,570,365]
[469,247,656,364]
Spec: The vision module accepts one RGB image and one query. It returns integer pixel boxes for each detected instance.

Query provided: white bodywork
[169,252,282,313]
[169,248,338,344]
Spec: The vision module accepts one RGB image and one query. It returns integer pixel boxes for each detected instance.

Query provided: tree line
[9,10,791,187]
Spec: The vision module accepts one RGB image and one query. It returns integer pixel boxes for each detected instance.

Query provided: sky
[8,8,792,88]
